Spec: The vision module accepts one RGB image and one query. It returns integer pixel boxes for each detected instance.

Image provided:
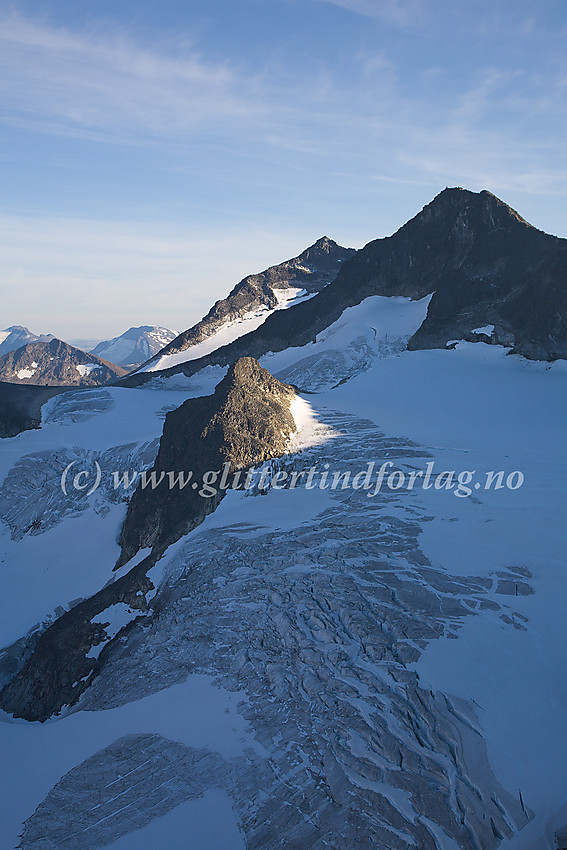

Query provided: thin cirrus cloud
[311,0,423,25]
[0,13,268,141]
[0,12,416,168]
[1,8,564,194]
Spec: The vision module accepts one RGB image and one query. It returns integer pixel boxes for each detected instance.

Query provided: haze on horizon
[1,0,566,339]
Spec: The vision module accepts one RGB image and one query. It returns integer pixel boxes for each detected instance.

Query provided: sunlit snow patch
[288,395,336,452]
[472,324,495,335]
[76,364,102,377]
[16,366,37,379]
[138,289,315,374]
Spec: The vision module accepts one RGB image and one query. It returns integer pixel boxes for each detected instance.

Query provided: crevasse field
[1,296,566,849]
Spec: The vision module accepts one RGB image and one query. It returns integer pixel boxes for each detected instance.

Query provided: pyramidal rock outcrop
[117,357,297,565]
[0,358,298,721]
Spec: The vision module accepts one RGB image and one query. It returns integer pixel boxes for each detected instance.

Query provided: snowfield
[75,363,101,377]
[0,291,566,849]
[138,287,315,373]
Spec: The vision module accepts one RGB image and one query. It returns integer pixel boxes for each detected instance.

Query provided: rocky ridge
[137,236,355,366]
[0,338,127,387]
[0,357,298,721]
[121,188,567,388]
[117,357,297,565]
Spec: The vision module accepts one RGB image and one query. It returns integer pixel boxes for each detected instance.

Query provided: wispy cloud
[311,0,423,26]
[1,5,566,342]
[0,12,266,141]
[1,6,564,193]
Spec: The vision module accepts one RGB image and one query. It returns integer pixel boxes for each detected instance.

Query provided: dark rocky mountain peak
[291,235,353,273]
[121,188,567,387]
[0,338,127,386]
[117,356,297,566]
[137,237,355,366]
[412,187,531,231]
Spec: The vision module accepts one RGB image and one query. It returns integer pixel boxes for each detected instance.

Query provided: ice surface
[0,505,126,649]
[0,675,250,850]
[1,290,566,847]
[105,790,245,850]
[138,289,315,373]
[262,294,432,390]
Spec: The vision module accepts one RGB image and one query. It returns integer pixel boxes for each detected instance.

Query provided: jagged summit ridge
[138,236,355,368]
[121,187,567,388]
[118,356,297,565]
[398,186,533,234]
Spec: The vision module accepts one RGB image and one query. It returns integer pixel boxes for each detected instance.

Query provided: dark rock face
[140,236,355,364]
[0,557,155,723]
[0,358,296,721]
[122,189,567,388]
[117,356,296,565]
[0,381,69,438]
[0,338,127,386]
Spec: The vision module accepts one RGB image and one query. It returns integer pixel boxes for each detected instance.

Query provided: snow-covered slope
[140,288,314,373]
[0,322,565,847]
[90,326,178,368]
[263,293,433,390]
[1,192,566,848]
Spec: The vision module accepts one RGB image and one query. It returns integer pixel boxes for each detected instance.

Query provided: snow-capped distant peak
[0,326,55,357]
[90,326,178,368]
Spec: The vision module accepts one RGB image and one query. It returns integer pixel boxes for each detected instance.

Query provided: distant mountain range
[90,326,178,368]
[0,339,127,387]
[6,188,566,399]
[0,327,178,389]
[0,326,55,357]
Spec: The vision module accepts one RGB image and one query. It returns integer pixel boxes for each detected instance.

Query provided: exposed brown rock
[117,356,296,565]
[0,338,127,387]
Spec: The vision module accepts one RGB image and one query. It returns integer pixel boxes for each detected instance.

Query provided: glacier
[0,293,566,849]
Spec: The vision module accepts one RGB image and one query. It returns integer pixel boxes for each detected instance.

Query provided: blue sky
[2,0,566,339]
